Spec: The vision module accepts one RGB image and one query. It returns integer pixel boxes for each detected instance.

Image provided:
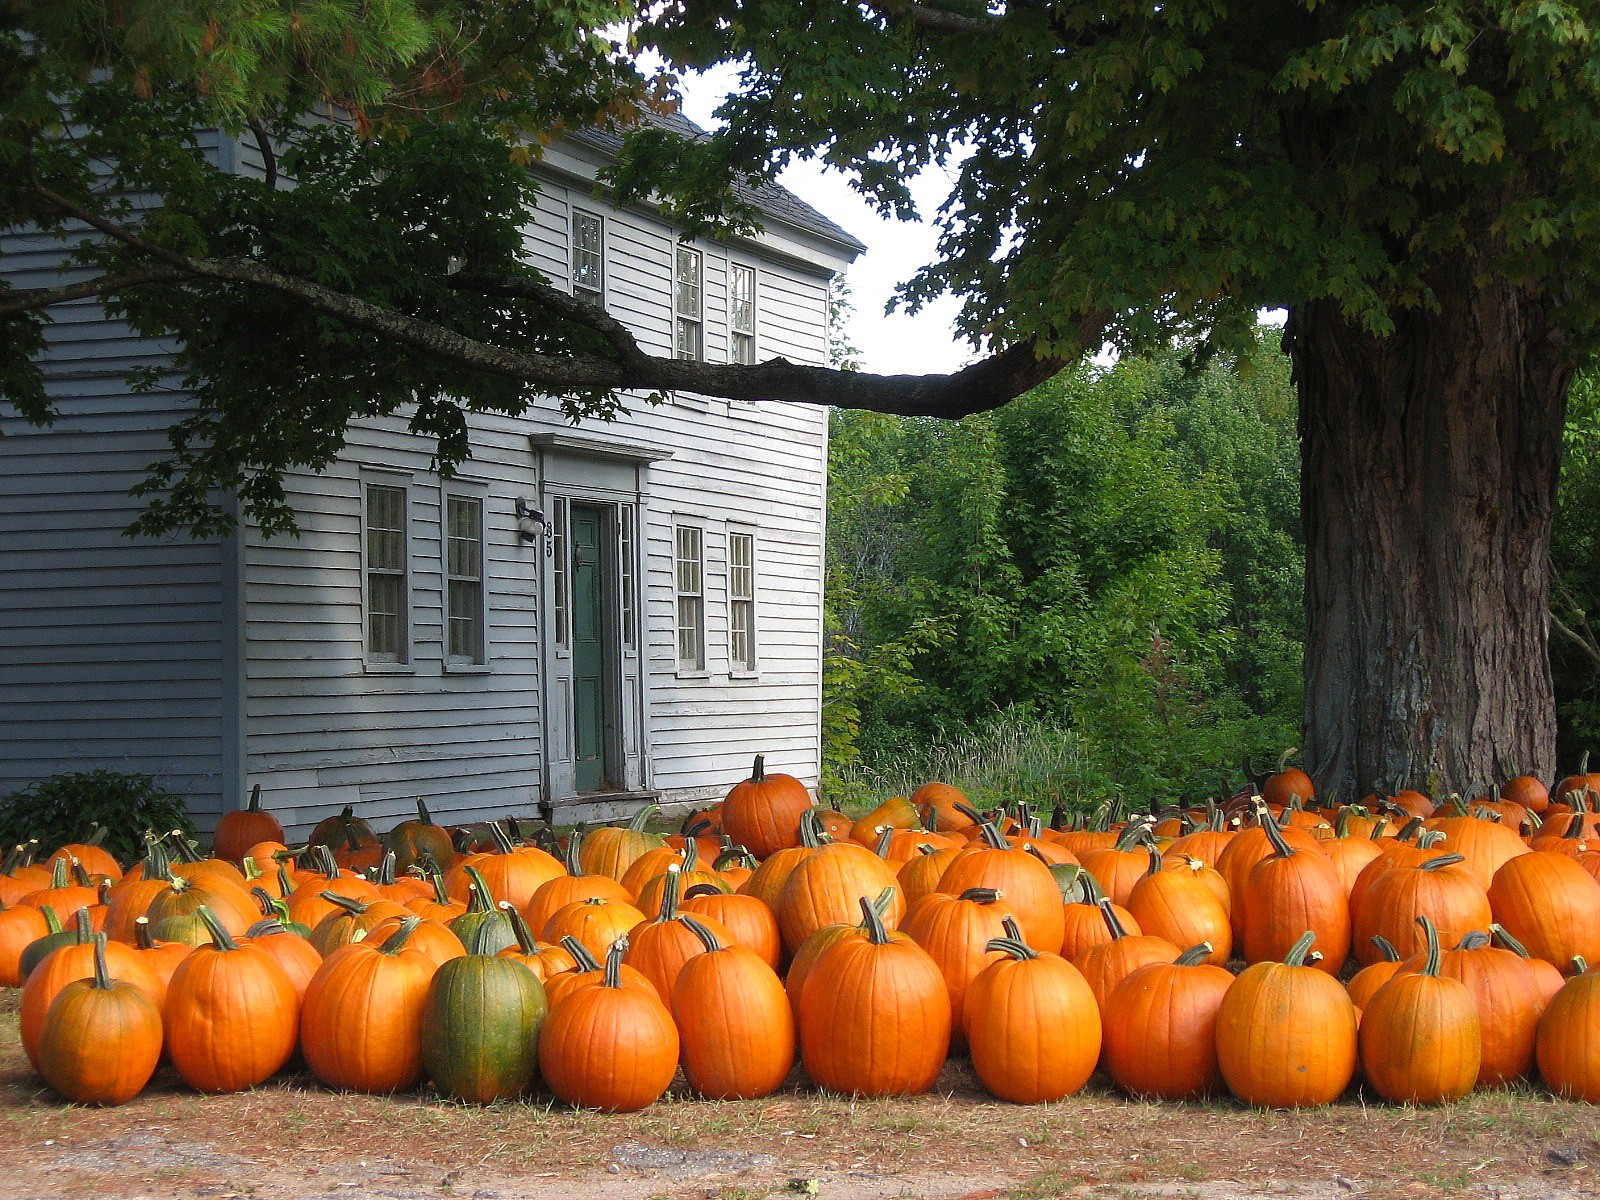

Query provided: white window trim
[572,209,604,308]
[442,486,490,673]
[360,473,414,673]
[727,524,758,678]
[729,263,756,365]
[674,520,708,677]
[675,244,703,363]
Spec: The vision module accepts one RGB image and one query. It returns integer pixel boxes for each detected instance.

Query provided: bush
[0,770,195,864]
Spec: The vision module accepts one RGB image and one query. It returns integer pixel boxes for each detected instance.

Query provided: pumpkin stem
[602,936,629,987]
[983,934,1038,961]
[1283,930,1318,967]
[39,904,62,935]
[1096,897,1128,941]
[373,851,398,886]
[246,918,290,938]
[680,914,725,955]
[873,825,896,860]
[857,892,893,945]
[462,865,496,913]
[977,821,1013,851]
[416,798,433,826]
[681,838,700,873]
[319,890,371,916]
[487,822,517,855]
[1490,924,1535,958]
[196,904,238,952]
[560,935,602,973]
[246,783,264,813]
[1111,820,1149,853]
[376,915,422,955]
[1456,930,1491,951]
[957,887,1003,905]
[1418,853,1466,872]
[1370,934,1401,963]
[657,867,683,923]
[89,932,113,991]
[1175,941,1214,967]
[1143,844,1163,877]
[1415,915,1443,976]
[750,754,766,784]
[564,828,585,876]
[798,808,829,848]
[499,901,540,954]
[626,803,660,833]
[73,905,93,943]
[1574,955,1591,975]
[134,916,157,950]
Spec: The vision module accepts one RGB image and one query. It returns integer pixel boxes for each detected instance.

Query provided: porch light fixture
[515,497,547,546]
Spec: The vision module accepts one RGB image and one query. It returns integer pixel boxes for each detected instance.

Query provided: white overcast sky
[674,68,974,377]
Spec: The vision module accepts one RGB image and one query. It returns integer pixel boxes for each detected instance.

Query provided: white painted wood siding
[0,135,236,829]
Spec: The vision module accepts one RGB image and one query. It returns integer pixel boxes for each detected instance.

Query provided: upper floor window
[363,482,410,664]
[572,211,603,306]
[675,245,702,361]
[728,529,756,672]
[675,523,705,670]
[445,494,486,666]
[730,264,756,365]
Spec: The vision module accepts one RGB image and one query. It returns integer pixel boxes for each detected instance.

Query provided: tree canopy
[4,1,1599,794]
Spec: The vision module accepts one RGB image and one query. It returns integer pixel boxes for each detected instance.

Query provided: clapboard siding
[0,193,234,823]
[3,122,855,838]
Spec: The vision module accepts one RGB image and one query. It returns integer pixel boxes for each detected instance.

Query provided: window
[445,494,485,666]
[363,482,409,664]
[675,524,705,670]
[730,264,756,365]
[572,211,603,306]
[728,530,756,672]
[675,245,702,361]
[620,504,636,653]
[552,497,570,650]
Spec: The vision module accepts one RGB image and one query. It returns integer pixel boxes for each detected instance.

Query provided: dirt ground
[1,990,1596,1200]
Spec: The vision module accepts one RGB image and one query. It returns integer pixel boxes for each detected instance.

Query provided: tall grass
[825,710,1105,818]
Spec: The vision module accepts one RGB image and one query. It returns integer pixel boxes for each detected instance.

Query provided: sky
[673,68,974,378]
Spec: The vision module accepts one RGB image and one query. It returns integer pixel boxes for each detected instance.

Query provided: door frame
[531,432,670,809]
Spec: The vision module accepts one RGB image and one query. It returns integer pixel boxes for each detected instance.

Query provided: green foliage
[1551,371,1600,761]
[640,1,1600,363]
[825,333,1303,806]
[0,769,195,864]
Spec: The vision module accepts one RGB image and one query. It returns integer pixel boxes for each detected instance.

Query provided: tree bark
[1286,269,1574,801]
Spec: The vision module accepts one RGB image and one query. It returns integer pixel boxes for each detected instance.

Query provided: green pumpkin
[448,866,515,955]
[422,954,549,1103]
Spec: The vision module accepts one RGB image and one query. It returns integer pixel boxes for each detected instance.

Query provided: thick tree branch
[24,185,1088,420]
[864,1,1001,35]
[0,265,192,317]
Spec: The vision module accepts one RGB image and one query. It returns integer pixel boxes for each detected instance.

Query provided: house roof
[568,108,868,257]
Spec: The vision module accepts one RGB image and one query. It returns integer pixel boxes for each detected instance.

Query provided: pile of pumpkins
[3,753,1600,1111]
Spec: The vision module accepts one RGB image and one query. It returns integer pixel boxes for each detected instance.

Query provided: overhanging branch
[22,186,1089,421]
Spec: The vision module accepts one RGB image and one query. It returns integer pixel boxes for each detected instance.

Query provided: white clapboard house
[0,113,863,840]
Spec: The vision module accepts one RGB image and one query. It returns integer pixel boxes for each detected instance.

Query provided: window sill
[729,669,760,681]
[443,662,491,675]
[363,660,416,675]
[675,668,712,680]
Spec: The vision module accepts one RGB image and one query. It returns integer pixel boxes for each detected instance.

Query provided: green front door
[570,504,610,792]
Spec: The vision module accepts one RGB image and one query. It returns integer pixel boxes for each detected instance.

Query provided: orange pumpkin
[720,754,814,860]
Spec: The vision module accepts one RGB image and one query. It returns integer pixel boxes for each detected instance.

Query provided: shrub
[0,770,195,864]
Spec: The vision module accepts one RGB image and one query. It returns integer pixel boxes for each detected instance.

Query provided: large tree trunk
[1285,271,1574,802]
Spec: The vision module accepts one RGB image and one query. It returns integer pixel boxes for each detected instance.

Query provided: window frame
[729,263,756,365]
[727,526,758,676]
[360,475,413,672]
[442,489,489,671]
[674,521,707,674]
[571,209,604,308]
[675,244,703,362]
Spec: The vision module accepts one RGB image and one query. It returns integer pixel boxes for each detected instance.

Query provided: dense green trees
[5,3,1600,796]
[825,335,1304,803]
